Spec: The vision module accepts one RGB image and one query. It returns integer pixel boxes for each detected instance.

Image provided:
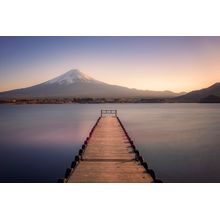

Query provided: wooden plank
[67,116,153,183]
[68,161,152,183]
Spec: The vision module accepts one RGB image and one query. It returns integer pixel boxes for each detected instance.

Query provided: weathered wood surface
[67,116,153,183]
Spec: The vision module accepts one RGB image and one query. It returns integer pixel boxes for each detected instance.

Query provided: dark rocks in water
[148,169,156,180]
[65,168,72,178]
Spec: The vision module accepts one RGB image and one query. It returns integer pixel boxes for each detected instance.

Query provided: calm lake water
[0,103,220,183]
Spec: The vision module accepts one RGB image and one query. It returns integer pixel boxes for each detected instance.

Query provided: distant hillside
[0,69,184,99]
[173,83,220,103]
[199,95,220,103]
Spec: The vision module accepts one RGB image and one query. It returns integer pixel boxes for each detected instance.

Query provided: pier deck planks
[67,116,153,183]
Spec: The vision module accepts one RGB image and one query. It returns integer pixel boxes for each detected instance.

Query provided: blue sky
[0,36,220,92]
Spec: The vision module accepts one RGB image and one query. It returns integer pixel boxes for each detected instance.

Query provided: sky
[0,36,220,92]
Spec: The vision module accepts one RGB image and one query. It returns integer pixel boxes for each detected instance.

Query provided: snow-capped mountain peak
[46,69,95,85]
[0,68,188,99]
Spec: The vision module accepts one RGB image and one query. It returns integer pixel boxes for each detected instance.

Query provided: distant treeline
[0,97,167,104]
[1,94,220,104]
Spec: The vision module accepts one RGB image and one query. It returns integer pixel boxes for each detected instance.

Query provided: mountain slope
[0,69,185,99]
[200,95,220,103]
[173,83,220,102]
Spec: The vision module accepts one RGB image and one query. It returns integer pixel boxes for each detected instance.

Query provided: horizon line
[0,68,219,94]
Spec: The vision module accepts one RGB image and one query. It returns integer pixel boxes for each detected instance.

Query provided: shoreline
[1,97,220,104]
[1,102,220,105]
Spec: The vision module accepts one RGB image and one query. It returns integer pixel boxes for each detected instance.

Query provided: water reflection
[0,103,220,182]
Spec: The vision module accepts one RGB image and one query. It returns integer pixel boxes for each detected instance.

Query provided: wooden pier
[59,110,161,183]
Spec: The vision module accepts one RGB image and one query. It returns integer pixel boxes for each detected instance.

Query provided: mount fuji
[0,69,185,99]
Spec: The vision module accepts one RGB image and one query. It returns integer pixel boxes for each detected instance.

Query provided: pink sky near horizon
[1,37,220,93]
